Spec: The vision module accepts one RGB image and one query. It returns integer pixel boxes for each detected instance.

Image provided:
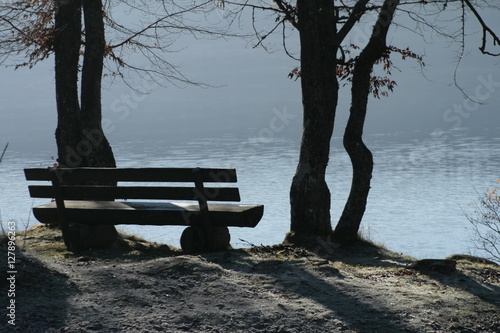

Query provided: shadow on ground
[202,244,416,332]
[0,242,78,332]
[10,225,500,333]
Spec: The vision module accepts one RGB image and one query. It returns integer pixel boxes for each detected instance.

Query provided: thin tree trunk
[54,0,82,168]
[333,0,400,244]
[76,0,118,252]
[287,0,338,246]
[81,0,116,168]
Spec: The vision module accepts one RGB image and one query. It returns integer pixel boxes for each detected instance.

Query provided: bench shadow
[74,233,182,261]
[0,246,79,332]
[23,224,182,262]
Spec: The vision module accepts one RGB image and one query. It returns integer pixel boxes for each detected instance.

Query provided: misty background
[1,4,499,258]
[1,5,499,154]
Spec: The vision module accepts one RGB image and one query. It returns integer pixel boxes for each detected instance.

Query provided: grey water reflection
[1,130,498,260]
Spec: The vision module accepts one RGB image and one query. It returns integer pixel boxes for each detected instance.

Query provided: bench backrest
[24,167,241,203]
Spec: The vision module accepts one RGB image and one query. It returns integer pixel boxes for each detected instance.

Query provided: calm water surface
[1,130,499,260]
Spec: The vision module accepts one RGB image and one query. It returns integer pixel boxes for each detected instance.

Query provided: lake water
[1,128,499,261]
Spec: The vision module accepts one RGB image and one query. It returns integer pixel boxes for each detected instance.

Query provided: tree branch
[336,0,370,45]
[274,0,298,29]
[462,0,500,56]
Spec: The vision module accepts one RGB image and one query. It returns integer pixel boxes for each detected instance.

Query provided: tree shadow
[202,246,417,332]
[414,262,500,307]
[0,247,79,332]
[14,225,499,332]
[318,239,416,268]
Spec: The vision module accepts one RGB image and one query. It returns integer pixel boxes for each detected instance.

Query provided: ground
[1,224,499,333]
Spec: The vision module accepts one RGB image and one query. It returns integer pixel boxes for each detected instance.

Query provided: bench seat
[32,201,264,227]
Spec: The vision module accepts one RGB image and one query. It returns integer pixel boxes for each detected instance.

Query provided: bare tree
[220,0,400,246]
[0,0,229,250]
[0,0,229,168]
[333,0,400,243]
[333,0,499,245]
[466,184,500,263]
[219,0,500,248]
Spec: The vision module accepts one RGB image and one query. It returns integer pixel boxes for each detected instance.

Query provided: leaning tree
[334,0,499,244]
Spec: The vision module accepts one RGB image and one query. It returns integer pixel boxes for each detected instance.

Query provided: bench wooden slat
[32,201,264,228]
[24,167,238,183]
[28,185,241,202]
[25,166,264,252]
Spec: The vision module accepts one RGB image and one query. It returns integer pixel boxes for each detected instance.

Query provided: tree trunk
[80,0,116,168]
[333,0,400,244]
[53,0,117,251]
[54,0,82,168]
[286,0,338,246]
[54,0,115,169]
[73,0,118,252]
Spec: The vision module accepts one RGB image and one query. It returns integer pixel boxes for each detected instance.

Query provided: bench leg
[77,224,118,251]
[180,226,230,253]
[210,226,231,251]
[62,224,118,253]
[180,226,205,253]
[63,225,81,253]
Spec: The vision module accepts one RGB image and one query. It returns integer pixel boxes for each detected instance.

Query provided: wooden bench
[24,167,264,253]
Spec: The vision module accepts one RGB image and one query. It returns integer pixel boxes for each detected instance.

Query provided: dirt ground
[1,224,499,333]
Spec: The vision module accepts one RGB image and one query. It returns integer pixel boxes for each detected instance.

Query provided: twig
[463,0,500,56]
[238,238,257,247]
[21,199,34,248]
[0,142,8,163]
